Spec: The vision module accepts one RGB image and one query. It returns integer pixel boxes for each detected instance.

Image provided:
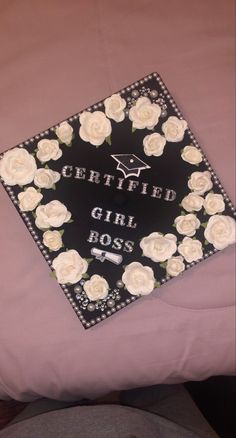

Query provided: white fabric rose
[84,274,109,301]
[36,139,62,163]
[0,147,37,186]
[178,237,203,263]
[204,215,236,250]
[34,168,61,189]
[35,200,71,229]
[43,230,63,251]
[18,187,43,211]
[143,133,166,157]
[52,249,88,284]
[55,121,73,145]
[140,232,177,262]
[181,193,204,212]
[188,171,213,195]
[166,256,185,277]
[122,262,155,296]
[79,111,112,146]
[181,145,202,164]
[162,116,187,142]
[174,214,200,237]
[129,97,161,130]
[104,94,126,122]
[203,193,225,215]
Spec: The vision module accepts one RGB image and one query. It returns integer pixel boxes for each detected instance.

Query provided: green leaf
[82,272,89,280]
[172,223,176,227]
[204,239,209,245]
[201,222,208,228]
[159,262,167,269]
[181,211,186,215]
[32,211,36,218]
[44,164,49,169]
[132,126,136,133]
[66,143,72,147]
[50,270,57,279]
[85,258,93,264]
[105,135,112,146]
[67,219,74,223]
[180,148,184,153]
[59,229,64,236]
[51,184,56,190]
[155,281,161,288]
[37,188,41,193]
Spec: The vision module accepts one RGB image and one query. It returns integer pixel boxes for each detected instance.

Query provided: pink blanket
[0,0,235,401]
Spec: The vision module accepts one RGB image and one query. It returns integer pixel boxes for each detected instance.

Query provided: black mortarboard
[111,154,150,178]
[0,72,235,329]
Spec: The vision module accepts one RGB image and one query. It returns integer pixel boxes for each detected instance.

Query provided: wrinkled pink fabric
[0,0,235,401]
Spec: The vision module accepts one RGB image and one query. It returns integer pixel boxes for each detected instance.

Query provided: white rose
[79,111,112,146]
[34,168,61,189]
[203,193,225,215]
[140,232,177,262]
[18,187,43,211]
[204,215,236,250]
[55,121,73,145]
[181,145,202,164]
[178,237,203,263]
[104,94,126,122]
[122,262,155,296]
[174,213,200,237]
[36,139,62,163]
[181,193,204,212]
[52,249,88,285]
[143,133,166,157]
[166,256,185,277]
[0,147,37,186]
[84,274,109,301]
[43,230,63,251]
[188,171,213,195]
[162,116,187,142]
[35,200,71,229]
[129,97,161,130]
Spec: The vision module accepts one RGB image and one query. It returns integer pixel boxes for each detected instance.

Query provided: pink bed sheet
[0,0,235,401]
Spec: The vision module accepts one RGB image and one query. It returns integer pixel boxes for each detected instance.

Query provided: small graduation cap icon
[111,154,151,179]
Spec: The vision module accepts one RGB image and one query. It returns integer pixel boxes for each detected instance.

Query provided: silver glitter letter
[164,189,176,202]
[151,186,163,198]
[75,167,86,179]
[88,170,100,184]
[91,207,103,220]
[62,165,73,178]
[87,230,99,243]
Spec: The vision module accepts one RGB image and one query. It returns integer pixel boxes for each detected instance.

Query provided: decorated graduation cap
[0,72,235,329]
[111,154,150,178]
